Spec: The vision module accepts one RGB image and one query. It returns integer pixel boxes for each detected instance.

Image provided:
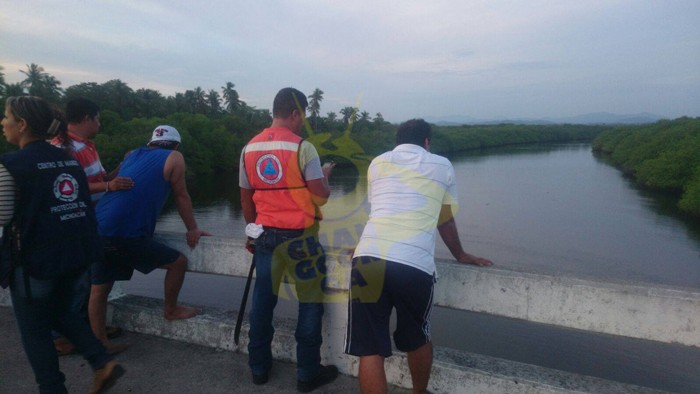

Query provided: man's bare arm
[164,151,210,247]
[240,187,257,224]
[306,163,335,206]
[438,205,493,266]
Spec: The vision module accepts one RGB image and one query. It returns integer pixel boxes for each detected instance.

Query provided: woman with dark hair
[0,96,124,394]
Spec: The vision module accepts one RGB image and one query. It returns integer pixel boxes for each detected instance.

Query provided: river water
[154,142,700,290]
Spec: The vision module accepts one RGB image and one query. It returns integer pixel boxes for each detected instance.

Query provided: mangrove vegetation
[592,117,700,216]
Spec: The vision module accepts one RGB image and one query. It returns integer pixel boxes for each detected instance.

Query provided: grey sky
[2,0,699,122]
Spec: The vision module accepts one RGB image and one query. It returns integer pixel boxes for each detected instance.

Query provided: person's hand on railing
[186,228,211,248]
[456,251,493,267]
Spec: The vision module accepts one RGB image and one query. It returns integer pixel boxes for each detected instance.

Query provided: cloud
[2,0,699,121]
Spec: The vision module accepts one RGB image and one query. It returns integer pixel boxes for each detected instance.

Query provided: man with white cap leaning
[88,125,210,352]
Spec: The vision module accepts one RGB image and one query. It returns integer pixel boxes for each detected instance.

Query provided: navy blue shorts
[344,256,435,357]
[91,236,181,284]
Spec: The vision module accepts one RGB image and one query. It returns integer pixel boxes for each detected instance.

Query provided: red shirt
[51,132,107,202]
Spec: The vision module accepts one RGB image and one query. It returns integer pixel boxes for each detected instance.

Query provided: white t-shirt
[354,144,459,275]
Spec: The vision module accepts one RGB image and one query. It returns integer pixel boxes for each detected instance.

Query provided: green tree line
[430,123,607,156]
[2,63,611,178]
[592,117,700,215]
[0,63,397,175]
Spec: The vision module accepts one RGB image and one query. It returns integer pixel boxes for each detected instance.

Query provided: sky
[1,0,699,123]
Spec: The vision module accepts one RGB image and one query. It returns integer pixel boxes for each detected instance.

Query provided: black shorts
[91,236,181,284]
[344,256,435,357]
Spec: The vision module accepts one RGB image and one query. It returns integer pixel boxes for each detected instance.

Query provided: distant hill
[424,112,664,126]
[549,112,664,125]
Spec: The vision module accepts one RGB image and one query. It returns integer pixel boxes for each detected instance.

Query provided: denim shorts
[91,236,180,284]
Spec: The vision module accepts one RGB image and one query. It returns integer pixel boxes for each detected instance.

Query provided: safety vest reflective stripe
[245,140,300,152]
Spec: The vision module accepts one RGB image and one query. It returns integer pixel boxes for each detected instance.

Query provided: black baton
[234,255,256,345]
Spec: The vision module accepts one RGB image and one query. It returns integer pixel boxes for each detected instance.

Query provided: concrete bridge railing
[3,231,698,393]
[155,232,700,348]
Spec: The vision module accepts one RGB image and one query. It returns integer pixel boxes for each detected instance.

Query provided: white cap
[149,125,181,144]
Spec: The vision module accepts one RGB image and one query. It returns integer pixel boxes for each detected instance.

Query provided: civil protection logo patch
[53,173,79,202]
[256,154,283,184]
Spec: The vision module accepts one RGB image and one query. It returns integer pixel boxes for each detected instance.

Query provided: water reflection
[593,152,700,245]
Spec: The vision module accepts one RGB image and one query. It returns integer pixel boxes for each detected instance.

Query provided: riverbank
[592,117,700,216]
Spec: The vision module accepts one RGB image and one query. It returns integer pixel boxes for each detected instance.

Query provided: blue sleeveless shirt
[96,148,172,237]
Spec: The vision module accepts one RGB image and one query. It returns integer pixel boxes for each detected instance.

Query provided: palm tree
[4,83,25,97]
[172,92,188,113]
[325,111,338,130]
[221,82,240,113]
[373,113,385,123]
[359,111,370,123]
[1,83,25,114]
[373,112,388,129]
[64,82,102,104]
[191,87,208,114]
[340,106,359,130]
[101,79,135,119]
[339,106,354,125]
[307,88,324,130]
[39,74,64,103]
[20,63,63,104]
[20,63,46,91]
[206,89,222,116]
[135,88,166,118]
[354,111,371,132]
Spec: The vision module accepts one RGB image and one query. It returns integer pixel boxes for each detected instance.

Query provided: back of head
[148,125,181,149]
[396,118,431,147]
[5,96,66,139]
[272,87,308,118]
[66,97,100,124]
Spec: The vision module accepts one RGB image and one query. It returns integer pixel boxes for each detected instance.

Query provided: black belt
[263,227,304,237]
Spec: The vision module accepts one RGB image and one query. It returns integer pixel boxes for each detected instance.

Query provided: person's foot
[164,305,200,320]
[54,337,76,356]
[252,370,270,385]
[89,360,125,394]
[297,365,339,392]
[106,326,123,339]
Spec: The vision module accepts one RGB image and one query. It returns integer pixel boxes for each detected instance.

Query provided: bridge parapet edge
[1,232,696,347]
[155,232,700,347]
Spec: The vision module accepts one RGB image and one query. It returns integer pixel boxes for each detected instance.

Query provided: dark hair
[396,118,431,147]
[5,96,67,139]
[272,87,308,118]
[66,97,100,124]
[147,140,180,150]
